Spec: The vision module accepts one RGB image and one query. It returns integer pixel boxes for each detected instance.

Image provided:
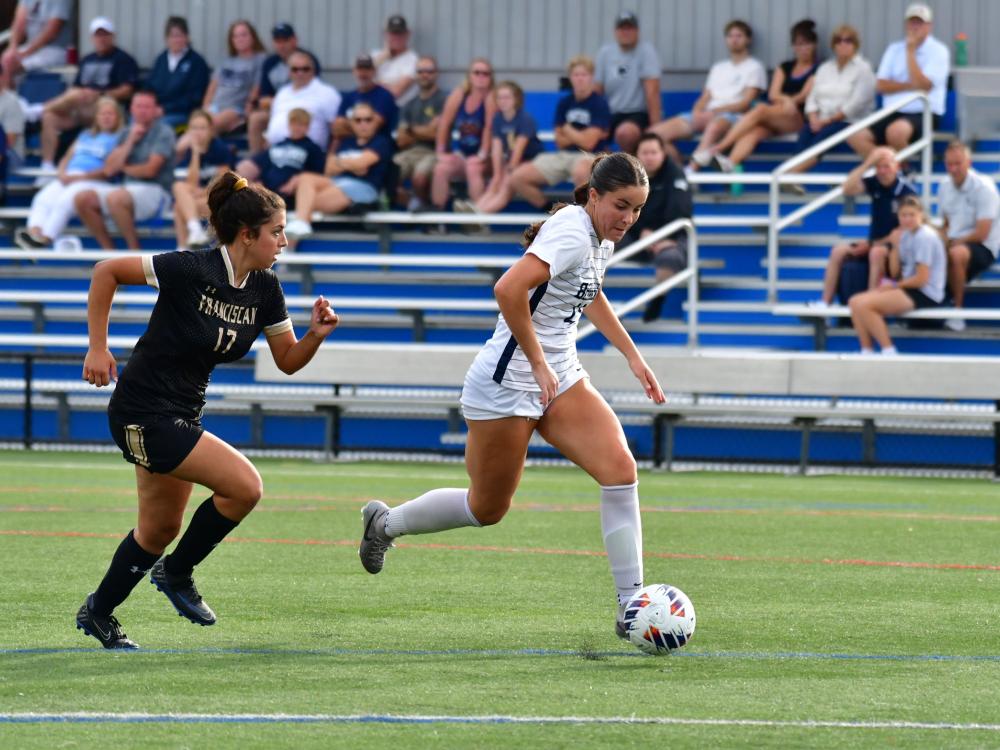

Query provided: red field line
[2,529,997,571]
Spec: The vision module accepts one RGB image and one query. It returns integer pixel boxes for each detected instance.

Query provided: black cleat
[359,500,394,574]
[150,559,217,625]
[76,594,139,650]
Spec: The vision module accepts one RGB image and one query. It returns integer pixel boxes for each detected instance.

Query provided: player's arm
[583,291,665,403]
[83,257,147,387]
[493,254,559,407]
[266,296,339,374]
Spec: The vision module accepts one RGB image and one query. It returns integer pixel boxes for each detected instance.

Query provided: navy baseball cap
[615,11,639,28]
[386,14,408,33]
[272,23,296,39]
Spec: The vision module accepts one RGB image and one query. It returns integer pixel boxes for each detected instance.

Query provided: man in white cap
[38,17,139,173]
[855,2,949,153]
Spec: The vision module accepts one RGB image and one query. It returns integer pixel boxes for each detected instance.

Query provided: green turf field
[1,450,998,748]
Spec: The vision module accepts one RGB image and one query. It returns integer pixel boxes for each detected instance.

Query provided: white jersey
[469,205,613,391]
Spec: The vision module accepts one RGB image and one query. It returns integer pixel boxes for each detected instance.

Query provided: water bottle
[730,164,744,197]
[954,33,968,67]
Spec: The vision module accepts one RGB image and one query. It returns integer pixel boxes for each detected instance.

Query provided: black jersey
[109,247,292,422]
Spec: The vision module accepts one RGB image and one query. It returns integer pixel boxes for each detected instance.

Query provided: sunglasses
[416,68,436,74]
[833,36,856,44]
[352,116,374,123]
[471,70,492,76]
[289,66,313,73]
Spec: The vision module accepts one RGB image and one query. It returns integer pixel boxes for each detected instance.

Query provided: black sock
[91,530,161,616]
[164,496,239,577]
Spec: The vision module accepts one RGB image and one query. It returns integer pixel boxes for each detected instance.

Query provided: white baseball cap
[905,3,932,22]
[89,16,115,34]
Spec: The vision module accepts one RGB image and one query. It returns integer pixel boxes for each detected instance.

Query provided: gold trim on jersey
[123,424,151,467]
[141,255,159,289]
[264,318,294,337]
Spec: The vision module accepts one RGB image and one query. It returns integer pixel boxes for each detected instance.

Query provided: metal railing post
[922,97,933,200]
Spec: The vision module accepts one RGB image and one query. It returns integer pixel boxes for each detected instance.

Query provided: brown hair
[725,19,753,39]
[830,24,860,50]
[495,80,524,111]
[227,19,266,56]
[567,55,595,75]
[898,195,925,214]
[790,19,817,45]
[461,57,494,94]
[288,107,312,125]
[522,152,648,247]
[207,171,285,245]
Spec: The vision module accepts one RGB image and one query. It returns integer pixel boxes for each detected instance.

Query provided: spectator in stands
[810,146,915,307]
[430,57,496,212]
[285,102,395,239]
[849,195,946,354]
[172,110,237,250]
[649,20,766,173]
[394,55,447,212]
[459,81,542,215]
[0,0,72,89]
[853,3,949,154]
[626,133,693,322]
[39,17,138,175]
[333,54,398,141]
[509,55,610,211]
[784,24,877,187]
[201,20,266,136]
[236,108,325,200]
[264,50,340,152]
[74,90,176,250]
[372,14,419,105]
[0,67,26,169]
[938,140,1000,331]
[702,19,820,175]
[146,17,211,129]
[594,11,660,155]
[247,23,321,153]
[15,97,123,250]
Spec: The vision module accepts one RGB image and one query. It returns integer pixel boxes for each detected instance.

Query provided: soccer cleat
[359,500,394,574]
[76,594,139,650]
[149,559,217,625]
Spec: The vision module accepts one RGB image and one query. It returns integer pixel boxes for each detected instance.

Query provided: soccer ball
[621,583,696,655]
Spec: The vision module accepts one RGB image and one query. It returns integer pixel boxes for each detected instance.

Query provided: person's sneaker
[149,559,217,625]
[406,196,427,213]
[359,500,394,574]
[713,153,734,173]
[780,183,807,196]
[284,218,313,240]
[690,149,713,168]
[14,228,50,250]
[186,224,210,249]
[452,198,476,213]
[805,299,831,309]
[76,593,139,650]
[944,317,966,332]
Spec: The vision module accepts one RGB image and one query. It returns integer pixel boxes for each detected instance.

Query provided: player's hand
[310,295,339,337]
[629,355,665,404]
[82,348,118,387]
[530,359,560,409]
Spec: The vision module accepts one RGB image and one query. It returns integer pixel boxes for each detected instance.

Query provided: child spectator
[172,110,237,249]
[16,97,124,250]
[145,17,211,129]
[202,20,267,135]
[236,108,325,199]
[459,80,542,215]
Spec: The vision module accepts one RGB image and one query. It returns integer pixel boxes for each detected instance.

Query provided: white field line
[1,712,998,731]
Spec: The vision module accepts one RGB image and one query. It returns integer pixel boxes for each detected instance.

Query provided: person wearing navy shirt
[39,17,138,170]
[74,171,339,649]
[237,108,326,198]
[332,54,399,140]
[145,16,211,128]
[510,56,612,210]
[173,109,237,249]
[285,102,394,239]
[812,147,916,306]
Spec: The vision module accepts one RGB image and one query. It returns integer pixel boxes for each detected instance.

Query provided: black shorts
[904,288,941,309]
[869,112,942,145]
[610,111,650,133]
[965,242,996,281]
[108,412,204,474]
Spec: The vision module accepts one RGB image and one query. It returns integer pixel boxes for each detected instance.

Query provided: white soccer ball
[622,583,696,655]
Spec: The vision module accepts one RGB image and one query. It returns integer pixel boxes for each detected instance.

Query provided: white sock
[383,488,481,538]
[601,482,643,605]
[186,219,202,235]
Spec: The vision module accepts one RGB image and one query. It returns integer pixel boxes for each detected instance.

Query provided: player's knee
[474,502,509,526]
[603,451,638,487]
[140,519,182,551]
[236,469,264,508]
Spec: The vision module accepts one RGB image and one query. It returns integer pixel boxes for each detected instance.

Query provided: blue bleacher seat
[17,71,66,105]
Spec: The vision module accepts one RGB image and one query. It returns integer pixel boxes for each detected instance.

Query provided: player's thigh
[537,379,636,486]
[170,431,263,504]
[464,416,536,512]
[134,466,194,549]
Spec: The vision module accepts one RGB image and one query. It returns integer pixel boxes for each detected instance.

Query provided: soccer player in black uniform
[75,171,339,649]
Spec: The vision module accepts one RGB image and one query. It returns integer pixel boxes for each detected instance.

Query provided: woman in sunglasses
[285,102,394,238]
[429,57,497,214]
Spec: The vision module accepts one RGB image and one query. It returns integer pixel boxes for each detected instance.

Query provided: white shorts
[20,45,65,72]
[459,361,588,421]
[97,183,171,222]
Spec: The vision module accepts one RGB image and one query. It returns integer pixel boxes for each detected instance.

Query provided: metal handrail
[763,93,932,302]
[577,218,698,346]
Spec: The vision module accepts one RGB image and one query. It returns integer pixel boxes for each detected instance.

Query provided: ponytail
[206,170,285,246]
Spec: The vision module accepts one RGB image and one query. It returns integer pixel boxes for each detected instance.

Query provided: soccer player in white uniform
[360,152,666,637]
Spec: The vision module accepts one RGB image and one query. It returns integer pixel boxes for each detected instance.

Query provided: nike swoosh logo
[362,508,379,542]
[91,617,110,640]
